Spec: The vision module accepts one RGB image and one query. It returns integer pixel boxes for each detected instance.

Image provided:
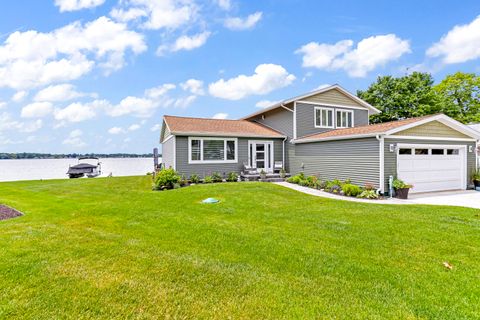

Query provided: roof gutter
[293,133,380,144]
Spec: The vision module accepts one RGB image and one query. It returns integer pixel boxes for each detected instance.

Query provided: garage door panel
[397,145,465,194]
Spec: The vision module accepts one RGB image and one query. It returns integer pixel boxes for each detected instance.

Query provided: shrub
[179,175,188,187]
[325,179,342,192]
[364,183,375,191]
[358,190,379,199]
[287,173,305,184]
[204,176,213,183]
[342,183,362,197]
[212,172,223,183]
[190,174,200,184]
[471,169,480,182]
[226,172,238,182]
[305,176,322,189]
[392,178,412,189]
[153,168,181,190]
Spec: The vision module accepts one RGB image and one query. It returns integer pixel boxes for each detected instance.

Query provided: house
[160,85,480,194]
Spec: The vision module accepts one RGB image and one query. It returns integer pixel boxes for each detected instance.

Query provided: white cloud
[315,84,331,90]
[128,123,141,131]
[215,0,231,10]
[145,83,176,99]
[108,96,157,118]
[0,112,43,133]
[296,34,411,77]
[0,101,6,109]
[0,16,146,89]
[34,84,90,102]
[224,12,262,30]
[150,124,161,131]
[427,16,480,64]
[157,31,211,55]
[212,112,228,119]
[11,90,28,102]
[255,100,279,109]
[54,99,108,122]
[63,129,86,147]
[55,0,105,12]
[172,95,196,108]
[208,63,296,100]
[108,126,125,134]
[21,102,54,118]
[110,0,197,30]
[180,78,204,95]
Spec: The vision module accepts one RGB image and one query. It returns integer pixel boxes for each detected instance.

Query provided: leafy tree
[433,72,480,124]
[357,72,440,123]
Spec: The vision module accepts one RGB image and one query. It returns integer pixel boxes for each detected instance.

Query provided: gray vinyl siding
[295,102,369,138]
[175,136,284,178]
[161,137,175,169]
[252,106,294,138]
[289,138,380,187]
[383,138,477,192]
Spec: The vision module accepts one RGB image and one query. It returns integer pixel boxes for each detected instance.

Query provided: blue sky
[0,0,479,153]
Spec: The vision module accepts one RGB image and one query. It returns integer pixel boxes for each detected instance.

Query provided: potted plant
[279,168,286,179]
[392,178,413,199]
[472,169,480,190]
[259,169,267,180]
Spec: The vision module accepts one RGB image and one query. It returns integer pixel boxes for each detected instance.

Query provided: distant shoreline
[0,153,158,160]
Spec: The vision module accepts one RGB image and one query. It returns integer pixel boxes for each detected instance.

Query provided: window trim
[336,109,354,128]
[188,137,238,164]
[314,107,334,129]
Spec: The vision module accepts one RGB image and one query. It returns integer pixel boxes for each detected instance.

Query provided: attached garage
[396,144,466,193]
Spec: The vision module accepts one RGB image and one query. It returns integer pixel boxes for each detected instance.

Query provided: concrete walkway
[274,182,480,209]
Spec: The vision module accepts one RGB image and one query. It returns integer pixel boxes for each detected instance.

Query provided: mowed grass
[0,176,479,319]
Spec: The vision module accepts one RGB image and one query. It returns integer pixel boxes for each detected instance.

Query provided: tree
[357,72,440,123]
[433,72,480,124]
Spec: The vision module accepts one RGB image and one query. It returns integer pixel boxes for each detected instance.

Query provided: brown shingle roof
[164,115,285,138]
[295,114,439,142]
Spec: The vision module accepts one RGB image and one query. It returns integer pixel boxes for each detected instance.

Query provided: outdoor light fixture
[389,144,396,152]
[469,145,473,152]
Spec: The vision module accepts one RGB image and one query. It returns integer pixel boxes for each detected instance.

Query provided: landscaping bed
[0,204,23,221]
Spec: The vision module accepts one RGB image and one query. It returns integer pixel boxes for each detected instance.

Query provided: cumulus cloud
[55,0,105,12]
[212,112,228,119]
[54,99,108,123]
[255,100,279,109]
[150,124,161,131]
[180,78,204,95]
[108,126,125,134]
[128,123,141,131]
[296,34,411,77]
[34,83,91,102]
[427,15,480,64]
[11,90,28,102]
[157,31,211,55]
[110,0,197,30]
[0,101,6,109]
[0,112,43,133]
[0,16,146,89]
[215,0,231,10]
[63,129,86,147]
[21,102,54,118]
[208,64,296,100]
[224,12,262,30]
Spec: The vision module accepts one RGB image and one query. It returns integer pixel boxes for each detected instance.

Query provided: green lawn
[0,176,479,319]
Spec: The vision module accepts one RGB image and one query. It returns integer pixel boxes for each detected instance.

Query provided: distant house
[160,85,480,194]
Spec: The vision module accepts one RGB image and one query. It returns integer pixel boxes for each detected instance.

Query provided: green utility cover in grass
[202,198,219,204]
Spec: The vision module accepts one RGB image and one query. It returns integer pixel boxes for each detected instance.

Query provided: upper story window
[189,137,237,164]
[314,107,334,128]
[336,110,354,128]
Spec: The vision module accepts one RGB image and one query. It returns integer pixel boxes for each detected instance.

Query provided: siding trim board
[296,100,371,111]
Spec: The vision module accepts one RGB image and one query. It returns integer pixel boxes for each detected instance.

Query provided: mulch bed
[0,204,23,221]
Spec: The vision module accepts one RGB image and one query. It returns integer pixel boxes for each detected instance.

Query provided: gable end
[393,120,471,139]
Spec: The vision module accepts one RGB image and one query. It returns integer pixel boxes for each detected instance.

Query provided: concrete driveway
[403,190,480,209]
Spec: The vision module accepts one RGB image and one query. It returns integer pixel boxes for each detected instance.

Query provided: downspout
[282,136,287,170]
[376,134,384,195]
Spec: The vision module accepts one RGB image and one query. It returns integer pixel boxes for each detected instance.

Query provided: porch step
[261,178,285,183]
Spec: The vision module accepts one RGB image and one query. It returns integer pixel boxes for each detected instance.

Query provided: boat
[67,157,102,179]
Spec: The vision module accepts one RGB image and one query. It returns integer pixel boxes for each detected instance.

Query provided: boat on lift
[66,157,102,179]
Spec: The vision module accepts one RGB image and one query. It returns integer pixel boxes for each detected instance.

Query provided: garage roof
[294,114,480,143]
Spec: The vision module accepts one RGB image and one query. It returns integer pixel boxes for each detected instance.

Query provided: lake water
[0,158,156,182]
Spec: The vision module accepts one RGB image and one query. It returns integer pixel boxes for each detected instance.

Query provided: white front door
[249,141,274,173]
[397,144,466,193]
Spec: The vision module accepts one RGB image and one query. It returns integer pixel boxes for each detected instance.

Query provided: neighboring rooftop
[163,115,285,138]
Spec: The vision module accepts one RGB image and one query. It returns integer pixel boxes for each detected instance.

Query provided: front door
[249,141,274,173]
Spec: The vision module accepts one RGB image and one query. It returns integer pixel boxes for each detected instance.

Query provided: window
[431,149,444,155]
[446,149,459,155]
[315,107,334,128]
[399,148,412,155]
[336,110,353,128]
[189,138,237,163]
[415,148,429,155]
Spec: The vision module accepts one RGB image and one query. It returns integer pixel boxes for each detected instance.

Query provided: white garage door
[397,144,466,193]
